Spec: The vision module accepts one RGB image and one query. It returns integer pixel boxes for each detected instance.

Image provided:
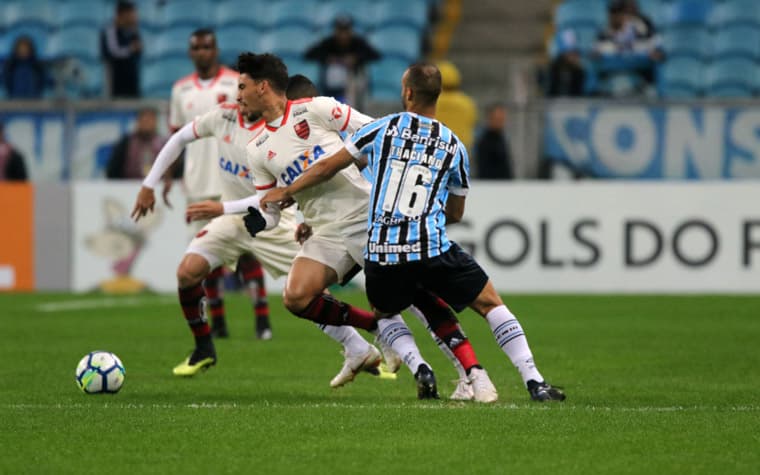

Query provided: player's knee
[282,287,313,314]
[176,261,205,288]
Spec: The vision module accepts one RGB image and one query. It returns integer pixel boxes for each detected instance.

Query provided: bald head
[402,62,442,109]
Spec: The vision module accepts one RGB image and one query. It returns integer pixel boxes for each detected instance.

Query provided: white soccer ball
[75,351,126,394]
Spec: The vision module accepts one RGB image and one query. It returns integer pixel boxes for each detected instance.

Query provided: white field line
[3,403,759,412]
[35,296,175,313]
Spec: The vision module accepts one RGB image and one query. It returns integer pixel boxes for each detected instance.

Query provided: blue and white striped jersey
[345,111,470,263]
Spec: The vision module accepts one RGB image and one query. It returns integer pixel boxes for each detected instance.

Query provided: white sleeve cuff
[343,139,362,160]
[222,194,261,215]
[448,186,469,197]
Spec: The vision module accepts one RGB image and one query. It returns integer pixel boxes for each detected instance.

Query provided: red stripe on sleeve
[340,107,352,132]
[255,181,277,191]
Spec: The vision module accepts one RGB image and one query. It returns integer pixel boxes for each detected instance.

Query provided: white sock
[318,324,371,356]
[376,315,429,375]
[408,305,467,380]
[486,305,543,386]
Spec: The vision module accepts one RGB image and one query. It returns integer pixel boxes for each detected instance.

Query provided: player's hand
[131,186,155,222]
[244,207,267,237]
[186,201,223,222]
[162,177,173,208]
[294,223,313,245]
[261,187,291,210]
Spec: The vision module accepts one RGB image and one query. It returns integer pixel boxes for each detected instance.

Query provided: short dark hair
[191,28,216,40]
[404,61,442,106]
[116,1,135,14]
[237,52,289,93]
[286,74,318,100]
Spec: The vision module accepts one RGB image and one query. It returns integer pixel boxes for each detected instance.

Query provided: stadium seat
[57,1,107,28]
[369,57,409,93]
[142,57,193,98]
[153,26,198,59]
[371,83,402,101]
[1,1,53,29]
[214,0,267,29]
[260,26,317,58]
[373,0,429,30]
[658,57,704,97]
[258,0,319,29]
[48,26,101,63]
[661,28,710,60]
[708,0,760,28]
[286,59,320,84]
[555,1,607,30]
[712,26,760,60]
[368,26,422,63]
[75,60,105,98]
[158,0,214,29]
[215,25,259,67]
[664,0,713,29]
[705,58,758,95]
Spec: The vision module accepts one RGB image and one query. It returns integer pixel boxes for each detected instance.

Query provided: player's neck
[196,64,220,81]
[261,95,287,124]
[407,104,437,119]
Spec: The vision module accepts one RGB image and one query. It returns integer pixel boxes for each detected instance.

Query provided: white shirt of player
[247,97,373,232]
[169,66,239,199]
[193,104,264,201]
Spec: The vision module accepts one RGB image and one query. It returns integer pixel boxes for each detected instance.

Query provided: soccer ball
[75,351,126,394]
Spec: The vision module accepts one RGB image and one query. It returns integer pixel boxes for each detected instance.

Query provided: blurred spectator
[474,103,513,180]
[101,0,142,98]
[106,108,166,179]
[593,0,662,96]
[304,15,380,107]
[435,60,477,150]
[0,123,28,181]
[546,30,586,97]
[2,36,49,99]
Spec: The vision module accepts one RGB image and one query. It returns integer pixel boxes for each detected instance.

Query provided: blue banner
[543,103,760,179]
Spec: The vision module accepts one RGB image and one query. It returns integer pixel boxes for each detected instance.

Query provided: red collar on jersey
[265,98,313,131]
[191,66,235,90]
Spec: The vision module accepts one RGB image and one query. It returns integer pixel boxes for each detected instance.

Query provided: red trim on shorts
[255,181,277,190]
[340,106,352,132]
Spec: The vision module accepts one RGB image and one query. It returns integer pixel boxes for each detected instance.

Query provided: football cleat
[375,337,402,374]
[256,316,273,340]
[527,380,566,402]
[450,378,474,401]
[469,367,498,403]
[414,364,440,400]
[172,346,217,377]
[330,345,382,388]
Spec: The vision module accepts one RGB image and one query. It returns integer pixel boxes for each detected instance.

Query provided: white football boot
[330,345,382,388]
[450,378,475,401]
[469,367,499,403]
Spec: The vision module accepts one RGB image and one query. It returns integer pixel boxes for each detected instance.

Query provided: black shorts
[364,242,489,314]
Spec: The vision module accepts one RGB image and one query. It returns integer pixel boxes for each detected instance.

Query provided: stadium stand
[0,0,432,99]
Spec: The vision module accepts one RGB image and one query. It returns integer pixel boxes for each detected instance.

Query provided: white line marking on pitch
[35,296,175,313]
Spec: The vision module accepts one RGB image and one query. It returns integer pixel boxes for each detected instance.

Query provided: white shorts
[297,219,366,282]
[186,195,222,237]
[186,210,299,278]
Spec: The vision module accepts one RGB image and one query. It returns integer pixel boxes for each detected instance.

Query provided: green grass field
[1,291,759,474]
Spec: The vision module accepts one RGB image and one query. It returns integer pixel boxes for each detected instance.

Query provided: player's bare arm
[260,147,355,208]
[185,200,223,222]
[444,195,466,224]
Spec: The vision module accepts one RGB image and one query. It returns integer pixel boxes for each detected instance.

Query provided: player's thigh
[297,233,358,284]
[185,215,243,270]
[285,256,338,303]
[469,280,504,317]
[363,260,417,315]
[421,243,489,313]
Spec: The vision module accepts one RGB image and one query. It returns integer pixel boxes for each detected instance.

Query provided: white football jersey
[169,66,239,199]
[192,104,264,201]
[247,97,373,233]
